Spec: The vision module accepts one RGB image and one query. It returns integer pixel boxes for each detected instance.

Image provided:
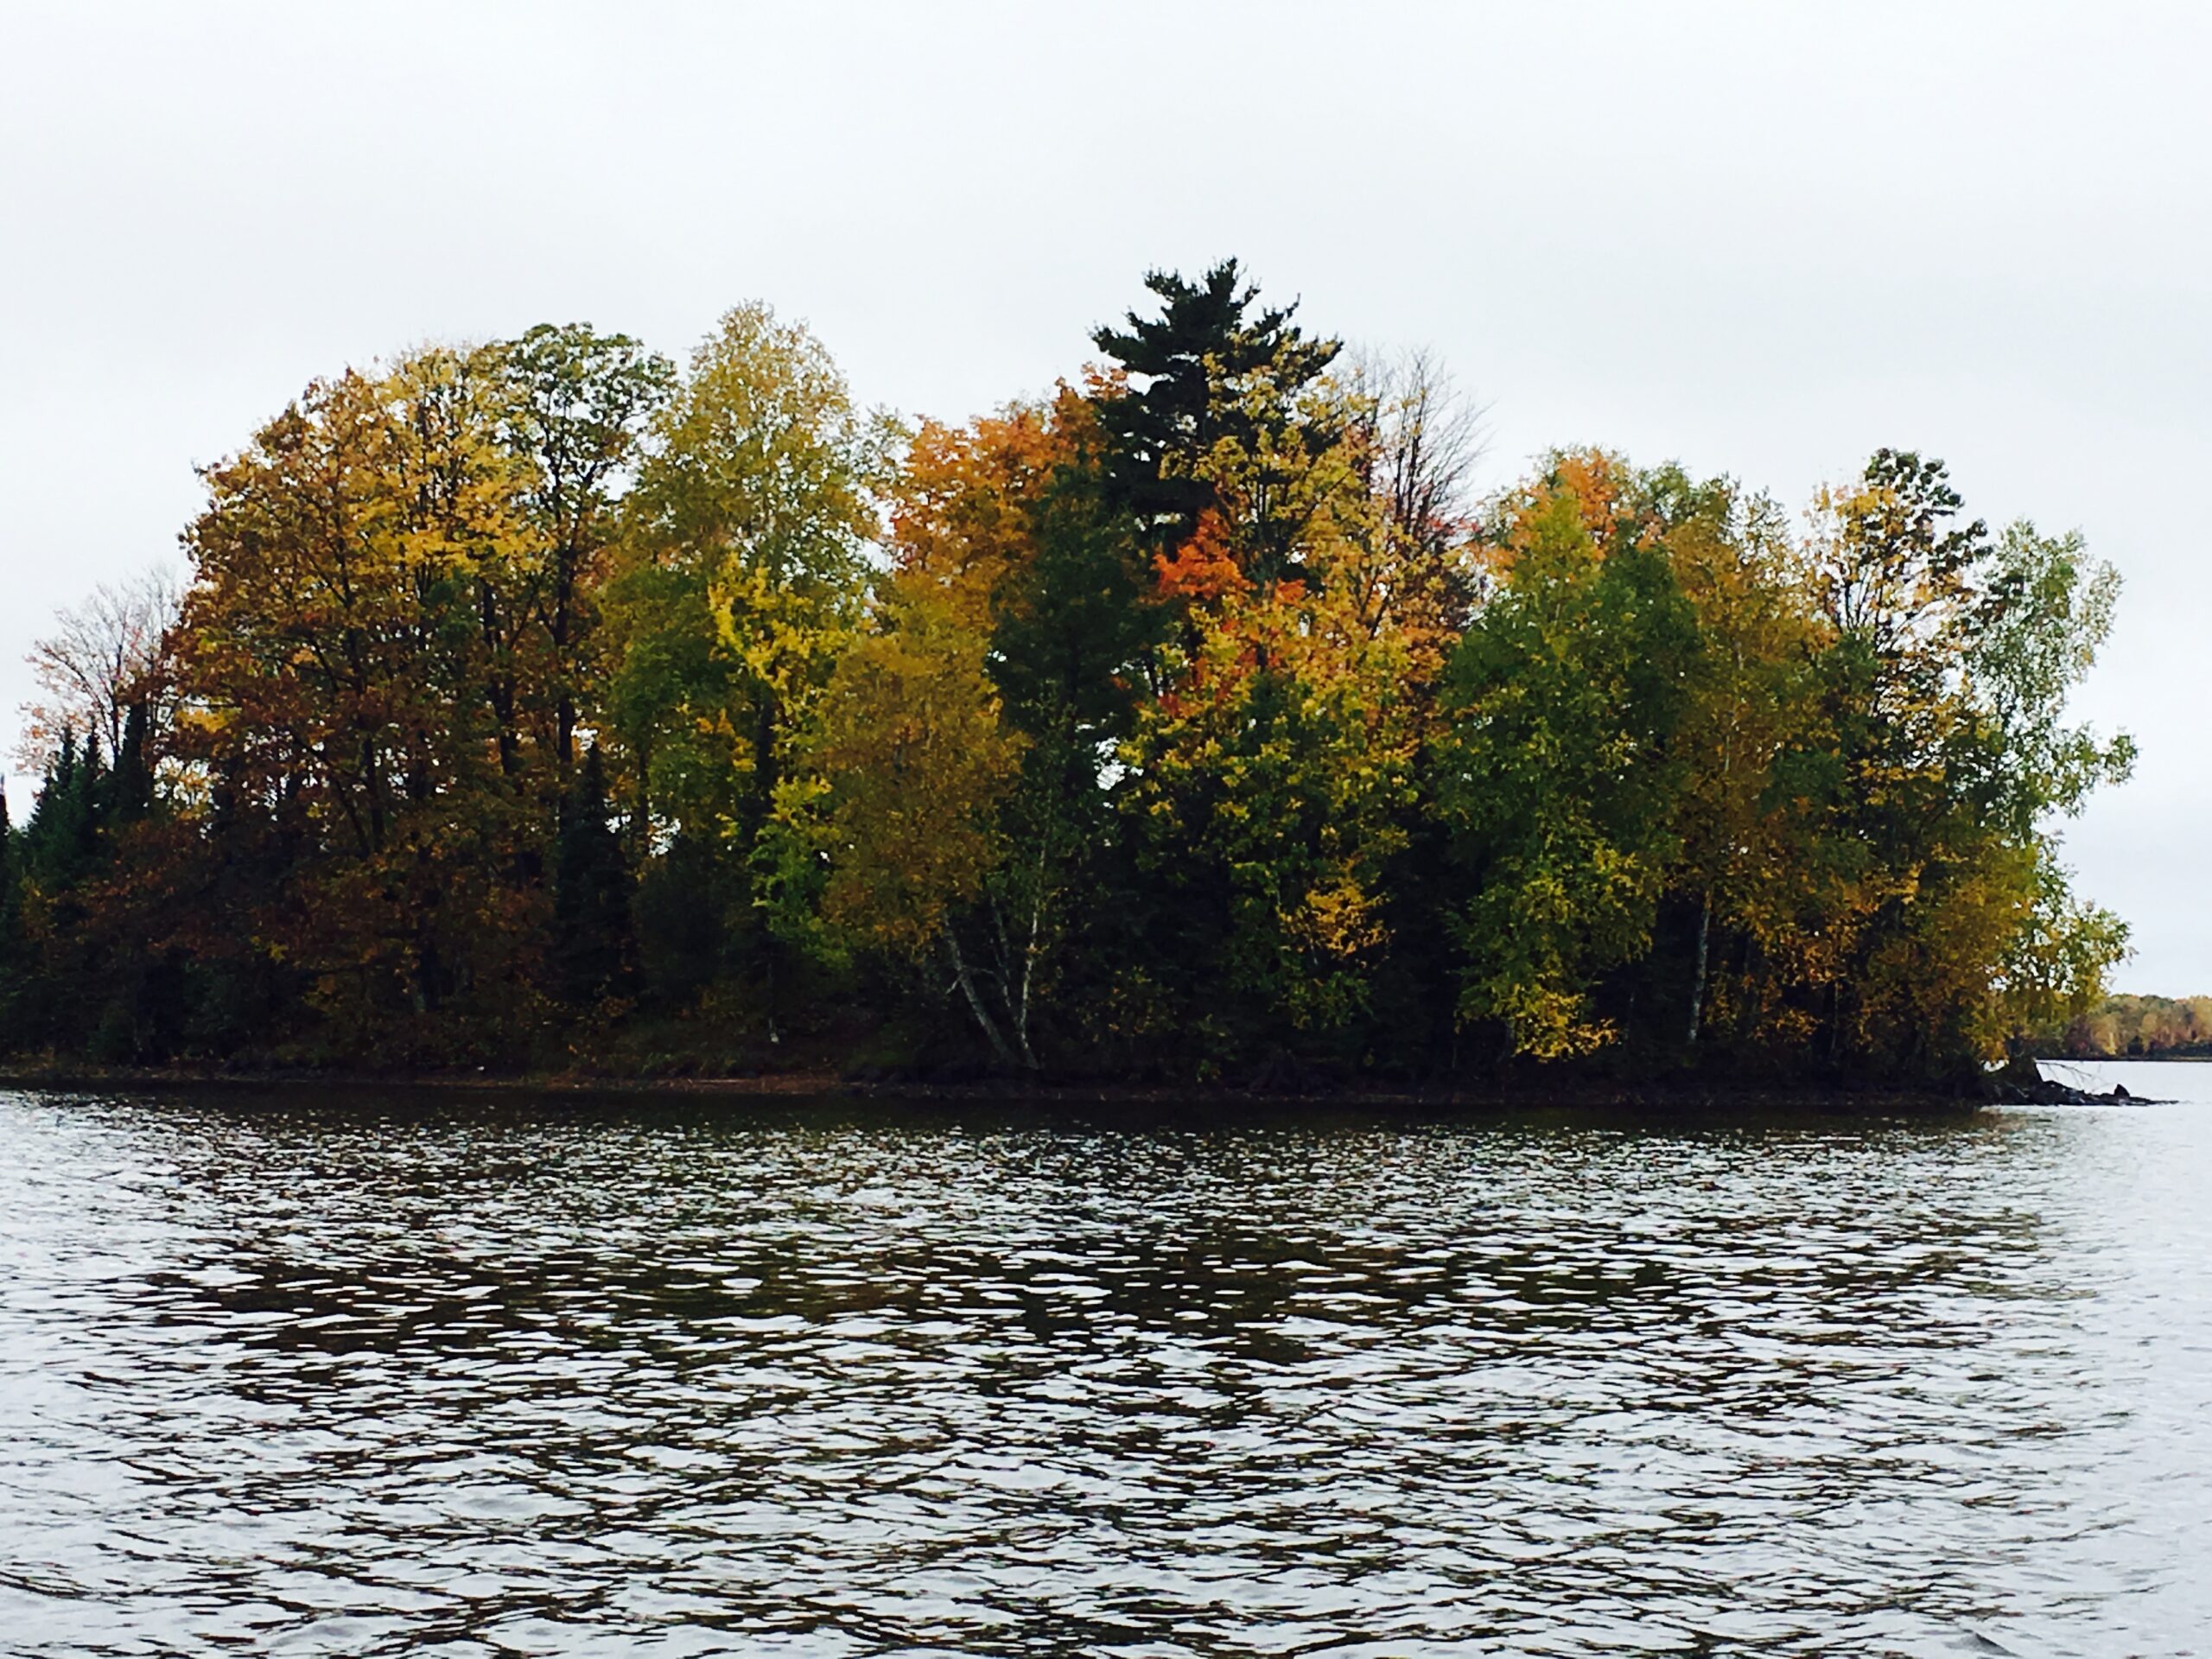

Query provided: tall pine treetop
[1090,260,1340,554]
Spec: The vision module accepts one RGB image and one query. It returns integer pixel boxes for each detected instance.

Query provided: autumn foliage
[0,264,2133,1083]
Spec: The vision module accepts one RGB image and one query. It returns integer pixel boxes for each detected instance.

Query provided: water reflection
[2,1089,2206,1656]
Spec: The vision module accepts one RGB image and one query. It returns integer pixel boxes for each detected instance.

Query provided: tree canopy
[0,267,2133,1085]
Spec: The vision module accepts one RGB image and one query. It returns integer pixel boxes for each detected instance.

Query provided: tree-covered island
[0,264,2135,1090]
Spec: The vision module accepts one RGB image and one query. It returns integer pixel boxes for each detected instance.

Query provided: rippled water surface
[3,1065,2209,1656]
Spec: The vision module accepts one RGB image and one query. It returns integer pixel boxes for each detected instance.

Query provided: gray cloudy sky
[3,0,2205,988]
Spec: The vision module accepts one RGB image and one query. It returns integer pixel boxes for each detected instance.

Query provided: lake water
[2,1064,2208,1656]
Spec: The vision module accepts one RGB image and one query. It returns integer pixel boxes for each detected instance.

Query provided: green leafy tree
[1433,453,1701,1059]
[777,389,1137,1069]
[485,323,675,780]
[1788,455,2130,1071]
[1654,474,1826,1047]
[1118,582,1419,1057]
[602,302,879,1031]
[791,583,1027,1062]
[1958,522,2134,835]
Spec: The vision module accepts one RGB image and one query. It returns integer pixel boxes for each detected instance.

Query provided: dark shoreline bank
[0,1059,2145,1111]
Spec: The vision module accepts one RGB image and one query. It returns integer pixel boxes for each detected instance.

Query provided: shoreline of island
[0,1057,2147,1111]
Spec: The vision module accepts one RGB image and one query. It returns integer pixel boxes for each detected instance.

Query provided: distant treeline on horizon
[2051,995,2212,1059]
[0,261,2135,1082]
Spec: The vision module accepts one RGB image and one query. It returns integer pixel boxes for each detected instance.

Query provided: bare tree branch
[16,566,183,769]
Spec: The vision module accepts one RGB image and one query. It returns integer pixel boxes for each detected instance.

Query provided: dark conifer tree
[0,785,21,1043]
[23,730,103,893]
[14,733,111,1051]
[1090,258,1340,578]
[111,703,154,824]
[552,743,633,1005]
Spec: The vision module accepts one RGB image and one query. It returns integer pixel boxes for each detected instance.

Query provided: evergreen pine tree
[14,728,125,1057]
[22,730,109,897]
[552,743,633,1005]
[1090,258,1341,581]
[0,783,20,1045]
[79,728,108,849]
[112,702,154,824]
[22,730,77,888]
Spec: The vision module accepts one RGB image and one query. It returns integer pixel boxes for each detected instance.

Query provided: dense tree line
[0,264,2133,1082]
[2050,995,2212,1059]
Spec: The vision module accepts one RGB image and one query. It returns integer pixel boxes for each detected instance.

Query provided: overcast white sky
[3,0,2205,988]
